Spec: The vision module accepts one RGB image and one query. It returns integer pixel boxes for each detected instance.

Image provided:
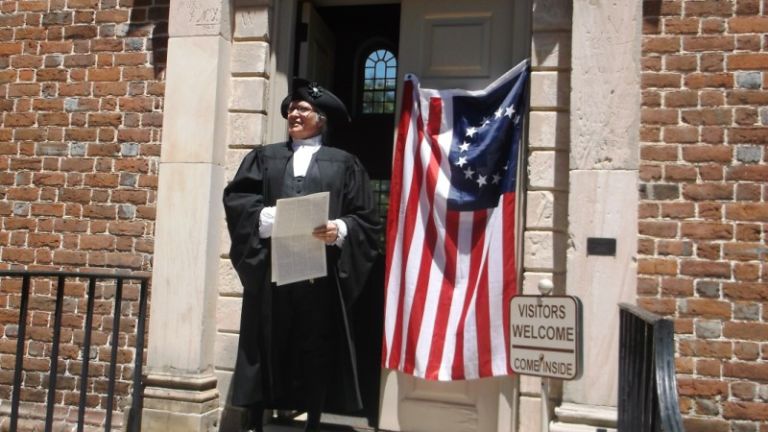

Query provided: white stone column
[519,0,572,431]
[552,1,642,431]
[141,0,232,430]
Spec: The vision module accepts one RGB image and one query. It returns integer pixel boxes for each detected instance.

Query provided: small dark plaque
[587,237,616,256]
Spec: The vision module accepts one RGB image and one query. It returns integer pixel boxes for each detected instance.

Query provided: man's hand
[312,221,338,244]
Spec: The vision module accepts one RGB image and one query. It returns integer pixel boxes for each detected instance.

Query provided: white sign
[509,295,582,380]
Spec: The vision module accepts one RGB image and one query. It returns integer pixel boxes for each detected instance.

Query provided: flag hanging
[383,59,530,380]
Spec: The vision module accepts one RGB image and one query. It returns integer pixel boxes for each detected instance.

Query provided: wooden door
[378,1,530,431]
[298,2,335,87]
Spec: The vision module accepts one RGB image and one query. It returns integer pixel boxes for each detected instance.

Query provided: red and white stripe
[383,76,518,380]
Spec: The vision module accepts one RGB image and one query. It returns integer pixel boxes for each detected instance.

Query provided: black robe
[222,141,381,415]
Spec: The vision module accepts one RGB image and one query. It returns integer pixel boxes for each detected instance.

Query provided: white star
[505,105,516,118]
[455,156,468,167]
[492,173,502,184]
[481,117,491,127]
[476,174,487,187]
[459,142,470,152]
[463,167,475,179]
[466,127,478,138]
[514,114,521,124]
[494,108,504,119]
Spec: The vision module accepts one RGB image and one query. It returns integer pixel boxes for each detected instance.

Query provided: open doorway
[290,2,401,429]
[294,3,400,181]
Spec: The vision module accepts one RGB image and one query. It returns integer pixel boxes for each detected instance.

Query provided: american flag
[383,60,529,380]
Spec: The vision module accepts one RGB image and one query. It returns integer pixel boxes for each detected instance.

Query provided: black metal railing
[618,303,685,432]
[1,270,150,432]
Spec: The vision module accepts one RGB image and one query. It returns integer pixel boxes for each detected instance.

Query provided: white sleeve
[331,219,348,248]
[258,206,276,238]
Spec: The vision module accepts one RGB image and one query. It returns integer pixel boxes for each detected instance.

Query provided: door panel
[298,2,335,86]
[379,1,527,431]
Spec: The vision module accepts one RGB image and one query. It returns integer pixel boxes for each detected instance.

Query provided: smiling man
[223,79,381,432]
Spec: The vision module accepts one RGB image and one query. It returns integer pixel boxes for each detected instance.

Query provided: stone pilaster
[519,0,572,430]
[552,0,642,431]
[142,0,232,430]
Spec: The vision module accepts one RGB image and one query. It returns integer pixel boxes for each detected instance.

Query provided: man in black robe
[223,79,381,432]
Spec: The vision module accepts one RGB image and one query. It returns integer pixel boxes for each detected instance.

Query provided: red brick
[664,165,697,181]
[52,250,87,265]
[723,242,764,260]
[661,202,695,218]
[695,359,721,377]
[640,164,662,181]
[683,35,735,51]
[108,221,146,236]
[663,126,698,143]
[0,42,23,55]
[696,241,722,261]
[734,223,761,241]
[698,164,724,180]
[681,108,732,126]
[700,91,725,106]
[641,145,677,161]
[680,260,731,278]
[684,73,733,89]
[728,128,768,144]
[682,417,729,432]
[637,277,659,295]
[95,9,130,23]
[643,36,681,53]
[727,90,768,105]
[736,34,761,51]
[728,54,768,70]
[684,0,734,17]
[664,91,697,107]
[64,25,97,39]
[31,203,64,217]
[681,222,733,239]
[728,16,768,32]
[2,248,35,264]
[681,298,732,318]
[723,322,768,341]
[724,361,768,381]
[111,190,147,205]
[723,283,768,301]
[664,17,699,34]
[642,72,682,88]
[123,67,155,81]
[683,184,733,200]
[661,278,693,296]
[723,401,768,421]
[27,233,61,248]
[87,113,121,127]
[679,339,733,358]
[639,221,678,237]
[637,297,676,315]
[734,341,760,361]
[638,257,678,275]
[678,378,728,397]
[725,203,768,222]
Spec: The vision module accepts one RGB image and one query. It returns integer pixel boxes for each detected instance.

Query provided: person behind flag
[223,78,381,432]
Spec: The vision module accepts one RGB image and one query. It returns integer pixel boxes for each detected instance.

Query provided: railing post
[618,303,684,432]
[2,270,150,432]
[10,274,31,432]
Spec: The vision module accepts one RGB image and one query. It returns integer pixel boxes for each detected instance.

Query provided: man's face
[287,100,324,140]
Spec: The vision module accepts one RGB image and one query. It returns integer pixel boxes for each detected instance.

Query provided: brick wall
[0,0,168,429]
[640,1,768,430]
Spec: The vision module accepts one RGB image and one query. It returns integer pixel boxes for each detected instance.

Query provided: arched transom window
[362,49,397,114]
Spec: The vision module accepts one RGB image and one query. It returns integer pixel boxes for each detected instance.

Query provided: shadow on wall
[128,0,169,78]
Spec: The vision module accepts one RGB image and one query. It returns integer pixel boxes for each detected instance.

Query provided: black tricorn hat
[280,78,351,125]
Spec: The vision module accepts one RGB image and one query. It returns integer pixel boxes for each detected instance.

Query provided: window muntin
[362,49,397,114]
